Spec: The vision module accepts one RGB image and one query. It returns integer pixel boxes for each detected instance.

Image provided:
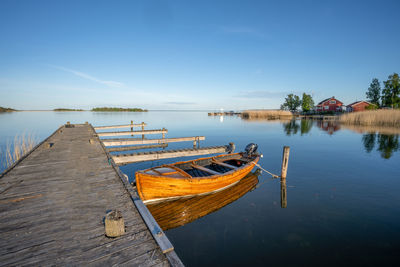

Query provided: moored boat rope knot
[251,162,280,178]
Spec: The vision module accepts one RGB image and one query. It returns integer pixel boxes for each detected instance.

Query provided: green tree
[382,73,400,108]
[366,78,381,106]
[280,94,301,111]
[301,93,314,112]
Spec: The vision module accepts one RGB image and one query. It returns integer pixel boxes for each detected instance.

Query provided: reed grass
[1,133,38,169]
[340,109,400,127]
[241,110,293,120]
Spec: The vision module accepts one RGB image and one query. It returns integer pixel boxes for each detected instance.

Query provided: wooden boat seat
[212,159,237,170]
[145,167,189,178]
[191,163,221,175]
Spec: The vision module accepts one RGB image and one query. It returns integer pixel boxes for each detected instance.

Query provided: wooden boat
[135,145,260,203]
[147,170,260,230]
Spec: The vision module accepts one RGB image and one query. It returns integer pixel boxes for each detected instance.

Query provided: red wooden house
[315,97,344,112]
[346,101,372,112]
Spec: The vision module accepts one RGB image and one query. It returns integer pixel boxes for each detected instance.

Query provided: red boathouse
[346,101,373,112]
[315,97,344,112]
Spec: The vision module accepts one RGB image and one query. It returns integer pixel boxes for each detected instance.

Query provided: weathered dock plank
[97,129,167,137]
[0,124,180,266]
[102,136,205,147]
[113,145,230,165]
[107,143,168,152]
[94,122,146,130]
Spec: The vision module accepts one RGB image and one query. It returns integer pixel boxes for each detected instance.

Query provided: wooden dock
[113,145,231,165]
[0,124,183,266]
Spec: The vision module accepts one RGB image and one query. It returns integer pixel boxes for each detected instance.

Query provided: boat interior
[143,153,256,178]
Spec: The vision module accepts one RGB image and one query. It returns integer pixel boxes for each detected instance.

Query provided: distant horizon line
[2,109,246,112]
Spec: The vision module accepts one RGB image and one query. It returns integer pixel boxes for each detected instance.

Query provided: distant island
[0,106,16,112]
[91,107,148,112]
[53,108,84,111]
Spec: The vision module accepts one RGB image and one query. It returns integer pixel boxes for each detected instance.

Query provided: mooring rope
[251,162,280,178]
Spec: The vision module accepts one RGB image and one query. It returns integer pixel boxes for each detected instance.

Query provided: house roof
[317,98,331,105]
[347,100,372,107]
[317,96,342,106]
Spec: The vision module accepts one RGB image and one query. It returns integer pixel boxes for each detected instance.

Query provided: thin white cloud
[51,65,124,87]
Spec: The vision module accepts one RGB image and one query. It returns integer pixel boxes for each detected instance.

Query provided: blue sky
[0,0,399,110]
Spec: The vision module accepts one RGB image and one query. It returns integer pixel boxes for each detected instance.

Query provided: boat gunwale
[136,155,260,203]
[137,153,258,180]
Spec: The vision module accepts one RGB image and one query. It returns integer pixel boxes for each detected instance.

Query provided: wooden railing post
[281,146,290,179]
[141,122,145,139]
[130,120,133,136]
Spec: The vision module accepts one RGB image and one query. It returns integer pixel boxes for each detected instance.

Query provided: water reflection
[283,119,345,136]
[283,119,314,136]
[280,177,287,208]
[283,120,299,136]
[280,119,400,159]
[146,170,260,231]
[315,120,341,135]
[300,119,313,135]
[363,133,400,159]
[362,134,376,153]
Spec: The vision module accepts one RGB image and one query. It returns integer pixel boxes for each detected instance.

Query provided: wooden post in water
[141,122,145,139]
[281,146,290,179]
[280,177,287,208]
[105,210,125,237]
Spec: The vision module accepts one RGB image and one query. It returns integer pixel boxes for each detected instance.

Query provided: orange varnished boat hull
[135,153,259,203]
[147,171,259,230]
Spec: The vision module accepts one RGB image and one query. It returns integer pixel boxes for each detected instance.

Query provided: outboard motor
[245,143,258,157]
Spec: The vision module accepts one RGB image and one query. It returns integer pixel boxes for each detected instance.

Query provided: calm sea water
[1,111,399,266]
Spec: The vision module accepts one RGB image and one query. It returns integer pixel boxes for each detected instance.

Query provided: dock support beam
[281,146,290,179]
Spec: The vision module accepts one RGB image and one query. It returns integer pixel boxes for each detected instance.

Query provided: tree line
[280,93,314,112]
[280,72,399,112]
[366,73,399,108]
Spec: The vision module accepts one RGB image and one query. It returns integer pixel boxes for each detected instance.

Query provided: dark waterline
[1,112,399,266]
